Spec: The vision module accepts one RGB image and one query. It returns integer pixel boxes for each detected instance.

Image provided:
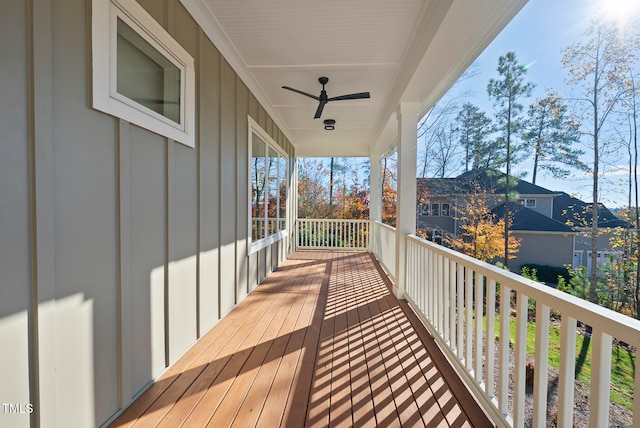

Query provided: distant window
[441,203,450,216]
[518,198,536,208]
[249,118,288,254]
[420,204,431,216]
[92,0,195,147]
[431,203,440,216]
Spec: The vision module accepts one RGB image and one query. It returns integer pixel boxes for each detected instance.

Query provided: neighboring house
[417,169,630,273]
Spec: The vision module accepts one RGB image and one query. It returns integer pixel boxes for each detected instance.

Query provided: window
[420,203,448,216]
[249,118,288,253]
[92,0,195,147]
[518,198,536,208]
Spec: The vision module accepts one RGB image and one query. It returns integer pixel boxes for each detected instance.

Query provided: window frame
[247,117,289,255]
[92,0,196,147]
[518,198,536,208]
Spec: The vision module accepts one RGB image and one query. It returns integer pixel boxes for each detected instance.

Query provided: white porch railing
[402,234,640,428]
[370,220,396,281]
[296,218,369,250]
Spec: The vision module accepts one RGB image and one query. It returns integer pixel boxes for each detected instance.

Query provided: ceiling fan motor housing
[282,77,370,119]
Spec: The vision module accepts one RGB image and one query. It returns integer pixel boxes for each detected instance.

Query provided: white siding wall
[0,0,295,426]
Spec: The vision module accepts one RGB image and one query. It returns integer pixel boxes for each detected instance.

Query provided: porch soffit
[180,0,527,158]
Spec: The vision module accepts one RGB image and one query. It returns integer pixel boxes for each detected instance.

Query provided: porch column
[395,103,419,299]
[369,152,382,223]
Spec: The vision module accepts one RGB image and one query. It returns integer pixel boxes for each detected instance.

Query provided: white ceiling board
[207,0,424,67]
[182,0,529,157]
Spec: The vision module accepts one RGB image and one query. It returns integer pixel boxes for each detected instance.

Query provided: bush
[520,264,571,285]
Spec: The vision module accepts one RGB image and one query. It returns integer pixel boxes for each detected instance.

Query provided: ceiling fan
[282,77,370,119]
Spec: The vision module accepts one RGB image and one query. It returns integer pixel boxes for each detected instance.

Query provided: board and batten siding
[0,0,295,427]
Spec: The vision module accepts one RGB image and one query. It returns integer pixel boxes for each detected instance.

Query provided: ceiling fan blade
[282,86,319,100]
[314,100,327,119]
[327,92,371,101]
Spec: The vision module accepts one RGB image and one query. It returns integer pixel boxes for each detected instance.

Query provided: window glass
[251,133,266,241]
[248,118,289,252]
[117,18,181,124]
[432,203,440,216]
[267,148,278,235]
[278,156,287,231]
[441,203,450,216]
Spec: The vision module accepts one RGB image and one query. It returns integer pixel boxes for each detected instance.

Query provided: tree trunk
[329,157,334,214]
[589,64,599,304]
[504,107,512,269]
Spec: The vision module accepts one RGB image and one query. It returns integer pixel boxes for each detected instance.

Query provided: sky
[438,0,640,208]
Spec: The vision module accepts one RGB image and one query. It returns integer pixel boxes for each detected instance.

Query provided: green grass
[488,313,636,411]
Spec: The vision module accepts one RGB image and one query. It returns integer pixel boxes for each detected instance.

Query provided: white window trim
[92,0,195,147]
[248,117,288,255]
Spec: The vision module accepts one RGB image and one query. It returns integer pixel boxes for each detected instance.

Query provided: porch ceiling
[182,0,527,157]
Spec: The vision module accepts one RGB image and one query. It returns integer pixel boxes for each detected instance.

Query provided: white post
[394,103,419,299]
[369,153,382,223]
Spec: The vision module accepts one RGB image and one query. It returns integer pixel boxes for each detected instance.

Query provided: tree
[456,102,496,171]
[521,90,585,184]
[418,66,481,178]
[487,51,535,268]
[297,159,330,218]
[618,68,640,319]
[448,185,521,262]
[562,19,638,302]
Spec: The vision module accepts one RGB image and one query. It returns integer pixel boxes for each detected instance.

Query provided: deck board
[109,251,492,428]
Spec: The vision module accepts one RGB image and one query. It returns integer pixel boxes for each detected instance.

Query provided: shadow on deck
[109,251,492,427]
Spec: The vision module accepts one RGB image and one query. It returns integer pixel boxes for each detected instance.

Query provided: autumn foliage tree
[448,187,521,262]
[297,157,371,219]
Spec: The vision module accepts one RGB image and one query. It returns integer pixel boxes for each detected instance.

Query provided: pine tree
[487,52,535,268]
[456,103,495,171]
[521,90,586,184]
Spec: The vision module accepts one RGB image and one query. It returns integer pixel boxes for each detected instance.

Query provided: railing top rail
[297,218,370,223]
[372,220,397,232]
[407,234,640,347]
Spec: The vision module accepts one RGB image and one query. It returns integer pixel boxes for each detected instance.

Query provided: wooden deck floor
[109,251,492,428]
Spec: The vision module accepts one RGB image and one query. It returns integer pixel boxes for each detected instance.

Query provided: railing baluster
[465,267,473,372]
[457,264,464,361]
[474,273,484,384]
[589,329,612,428]
[485,278,496,400]
[557,315,577,428]
[449,260,456,350]
[438,254,443,333]
[533,303,550,428]
[635,352,640,428]
[498,285,511,418]
[514,292,528,428]
[443,255,450,340]
[431,249,437,322]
